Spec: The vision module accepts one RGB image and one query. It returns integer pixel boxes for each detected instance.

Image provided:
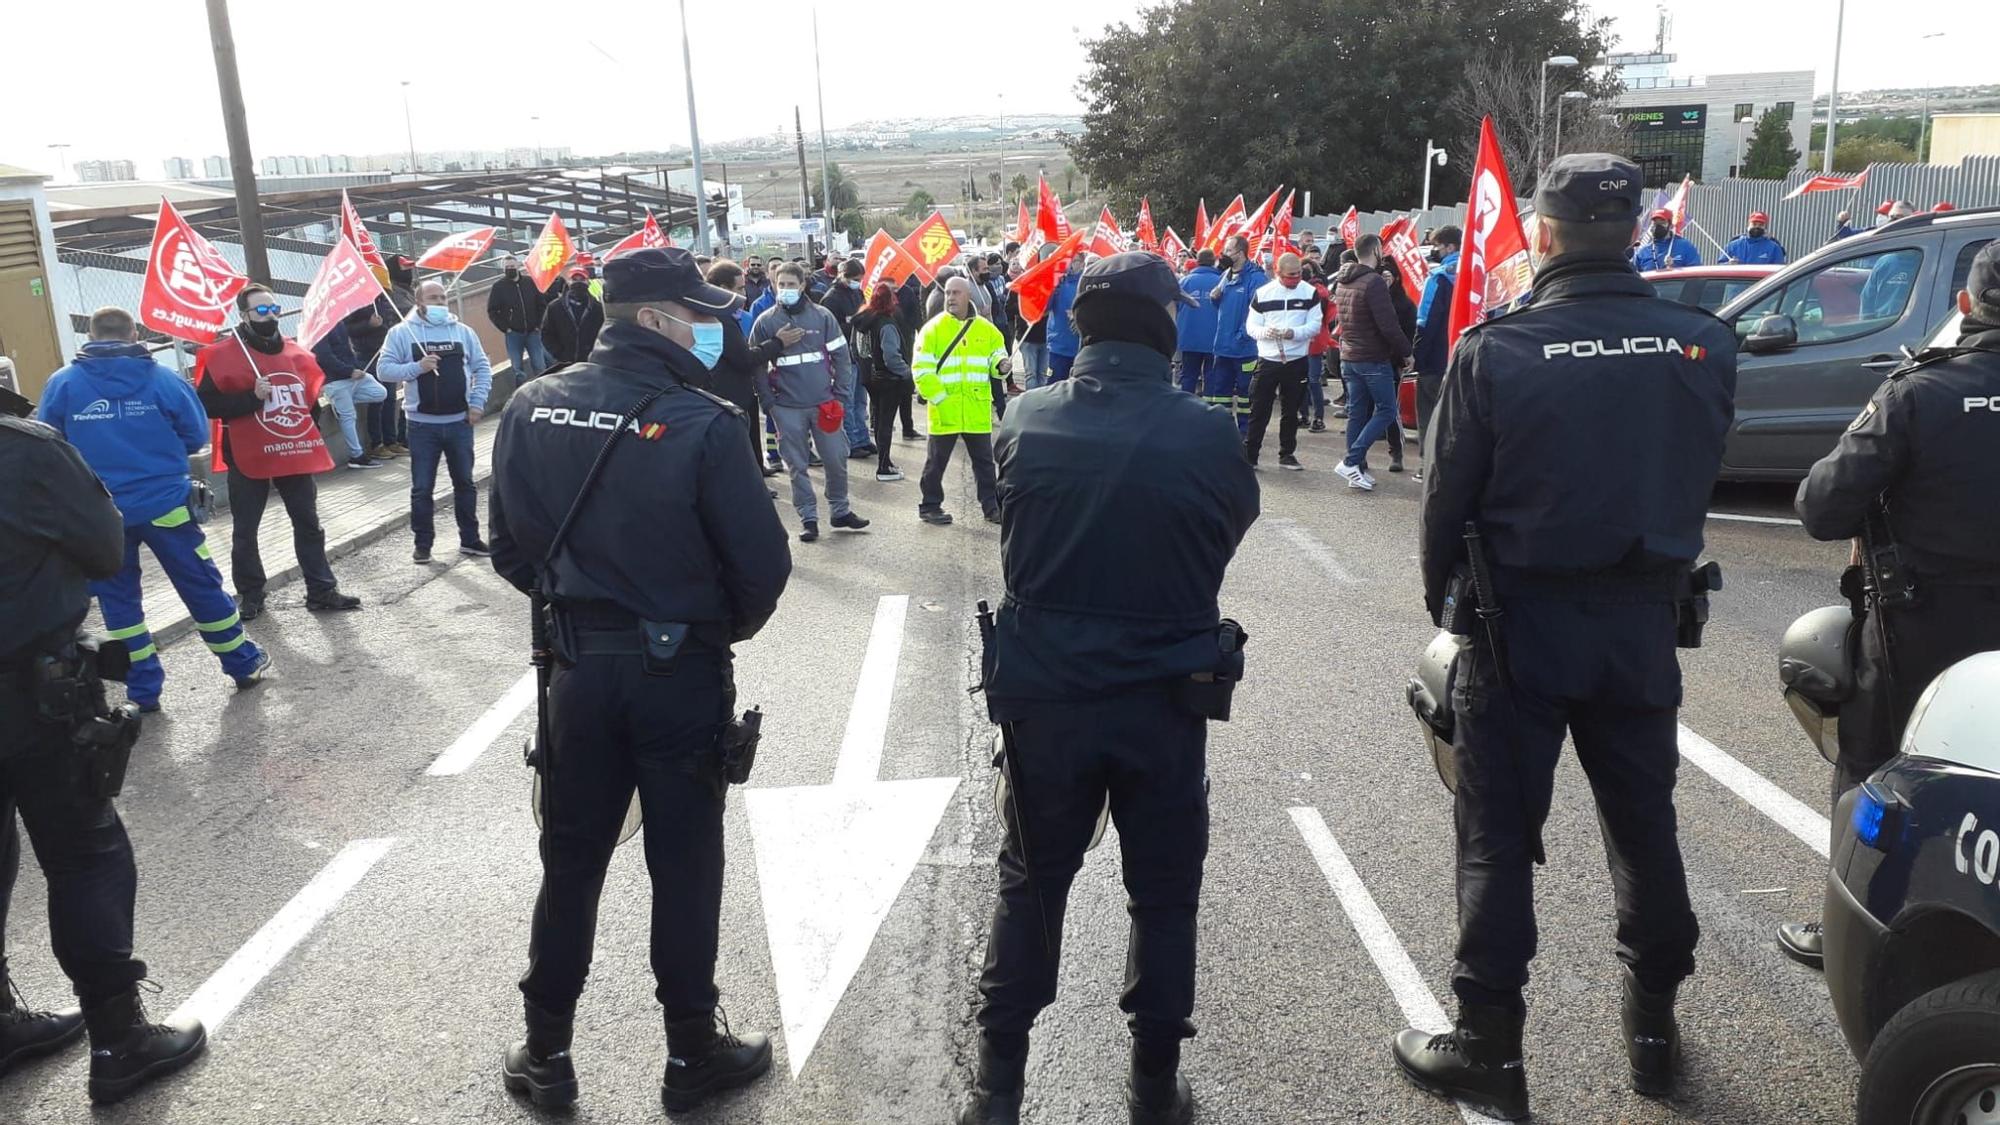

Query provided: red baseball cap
[1876,199,1896,216]
[566,265,589,279]
[1650,208,1672,222]
[1748,211,1770,226]
[1934,202,1956,212]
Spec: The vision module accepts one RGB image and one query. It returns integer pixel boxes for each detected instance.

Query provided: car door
[1722,232,1941,478]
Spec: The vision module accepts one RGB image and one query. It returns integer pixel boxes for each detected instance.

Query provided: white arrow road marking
[171,838,396,1034]
[1290,809,1510,1125]
[427,669,536,776]
[745,594,961,1077]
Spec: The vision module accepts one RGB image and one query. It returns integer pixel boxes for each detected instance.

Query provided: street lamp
[400,80,419,176]
[1553,91,1590,160]
[45,143,70,180]
[1736,115,1755,177]
[1918,31,1945,161]
[1537,55,1580,174]
[530,115,542,168]
[1421,140,1449,212]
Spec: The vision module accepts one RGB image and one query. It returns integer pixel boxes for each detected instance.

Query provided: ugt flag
[415,226,497,273]
[137,198,249,343]
[606,210,672,260]
[1447,116,1532,354]
[1160,227,1188,266]
[900,211,960,284]
[525,213,576,291]
[1202,195,1245,254]
[297,236,388,350]
[1087,207,1126,258]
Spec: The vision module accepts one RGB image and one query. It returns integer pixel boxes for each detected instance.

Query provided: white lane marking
[427,670,537,776]
[1289,808,1508,1125]
[170,838,396,1033]
[832,594,909,785]
[1708,511,1803,527]
[1677,725,1831,859]
[1271,520,1362,585]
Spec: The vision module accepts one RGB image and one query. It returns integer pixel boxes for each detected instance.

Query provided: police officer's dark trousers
[1450,596,1699,1010]
[976,691,1209,1050]
[1837,583,2000,796]
[518,629,732,1023]
[0,651,147,1006]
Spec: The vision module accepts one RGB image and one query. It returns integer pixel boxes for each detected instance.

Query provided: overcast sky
[0,0,1988,178]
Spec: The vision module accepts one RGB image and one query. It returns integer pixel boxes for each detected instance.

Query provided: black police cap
[1968,239,2000,309]
[1534,153,1645,225]
[1074,251,1198,308]
[602,247,739,312]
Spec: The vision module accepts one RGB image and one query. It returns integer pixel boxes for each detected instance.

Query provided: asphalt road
[0,423,1861,1125]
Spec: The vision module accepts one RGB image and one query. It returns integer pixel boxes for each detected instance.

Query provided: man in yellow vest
[913,277,1010,525]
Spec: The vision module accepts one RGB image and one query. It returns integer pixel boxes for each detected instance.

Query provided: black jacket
[486,273,549,334]
[1419,257,1738,623]
[989,341,1259,708]
[0,416,124,659]
[541,292,605,366]
[1412,270,1455,378]
[692,312,762,418]
[489,321,791,642]
[1796,319,2000,577]
[820,282,863,340]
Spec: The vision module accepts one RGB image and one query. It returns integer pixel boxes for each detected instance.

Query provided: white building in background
[75,159,137,182]
[202,155,230,178]
[665,167,750,235]
[1603,53,1814,187]
[163,157,195,179]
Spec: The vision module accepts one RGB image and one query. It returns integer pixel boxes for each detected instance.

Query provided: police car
[1783,601,2000,1123]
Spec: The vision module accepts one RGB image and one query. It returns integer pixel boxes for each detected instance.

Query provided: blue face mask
[423,305,450,326]
[659,311,725,370]
[776,288,802,307]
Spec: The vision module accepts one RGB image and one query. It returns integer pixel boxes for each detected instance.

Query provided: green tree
[1069,0,1612,222]
[1010,172,1030,196]
[1742,106,1802,179]
[1832,136,1918,173]
[901,188,937,219]
[811,163,866,240]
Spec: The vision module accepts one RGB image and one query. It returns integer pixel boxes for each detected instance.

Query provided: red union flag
[1448,116,1533,354]
[1265,195,1296,262]
[1379,217,1430,305]
[297,237,388,349]
[338,190,388,280]
[1194,200,1210,248]
[1239,188,1283,253]
[1664,174,1694,232]
[1008,227,1088,325]
[1784,169,1866,200]
[415,226,497,273]
[1135,198,1159,252]
[1035,175,1071,242]
[1088,207,1126,258]
[1160,227,1188,266]
[137,198,248,343]
[1338,206,1361,248]
[1013,199,1032,245]
[525,213,576,290]
[861,228,918,297]
[1203,195,1245,253]
[605,210,672,260]
[900,211,960,284]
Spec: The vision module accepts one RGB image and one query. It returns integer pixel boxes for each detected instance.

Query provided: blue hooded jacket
[1413,252,1460,378]
[1632,234,1703,272]
[1210,261,1268,360]
[1175,265,1222,353]
[1722,233,1788,265]
[37,341,209,525]
[1046,270,1083,358]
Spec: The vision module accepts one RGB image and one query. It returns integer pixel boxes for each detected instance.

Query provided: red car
[1644,263,1781,312]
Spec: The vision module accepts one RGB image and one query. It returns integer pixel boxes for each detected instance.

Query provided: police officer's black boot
[1775,920,1824,970]
[957,1032,1025,1125]
[1391,1005,1529,1122]
[82,985,206,1105]
[0,970,85,1076]
[661,1009,771,1112]
[1620,967,1681,1099]
[501,999,578,1108]
[1127,1041,1194,1125]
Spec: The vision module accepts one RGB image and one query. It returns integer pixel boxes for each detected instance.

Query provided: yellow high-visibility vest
[911,313,1007,435]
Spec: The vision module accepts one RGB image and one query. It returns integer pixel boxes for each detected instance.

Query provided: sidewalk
[114,422,500,647]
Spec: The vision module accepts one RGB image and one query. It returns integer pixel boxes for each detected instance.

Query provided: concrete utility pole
[812,6,833,239]
[795,107,816,265]
[203,0,270,280]
[680,0,711,253]
[1823,0,1845,173]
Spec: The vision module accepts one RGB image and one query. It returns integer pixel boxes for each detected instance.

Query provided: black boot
[1621,968,1681,1099]
[1127,1041,1193,1125]
[0,979,84,1076]
[83,986,206,1105]
[957,1033,1026,1125]
[1391,1004,1528,1121]
[1776,920,1824,970]
[661,1010,771,1112]
[501,999,578,1108]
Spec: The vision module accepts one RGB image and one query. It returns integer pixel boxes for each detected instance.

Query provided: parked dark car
[1645,263,1780,312]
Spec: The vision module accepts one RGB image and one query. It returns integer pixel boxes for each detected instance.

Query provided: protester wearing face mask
[487,253,552,379]
[818,258,875,458]
[1720,210,1788,265]
[379,278,496,563]
[748,262,870,542]
[487,247,791,1116]
[1632,209,1703,272]
[541,267,606,370]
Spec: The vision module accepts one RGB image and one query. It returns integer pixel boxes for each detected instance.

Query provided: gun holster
[1171,619,1250,721]
[30,642,140,799]
[719,708,762,785]
[1441,565,1478,636]
[1675,561,1724,649]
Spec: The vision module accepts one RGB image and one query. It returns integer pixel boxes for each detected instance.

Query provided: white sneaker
[1359,469,1378,490]
[1334,461,1374,491]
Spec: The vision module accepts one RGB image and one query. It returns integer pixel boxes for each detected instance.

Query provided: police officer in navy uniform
[1396,155,1737,1120]
[488,248,792,1113]
[1775,241,2000,970]
[961,253,1258,1125]
[0,387,207,1104]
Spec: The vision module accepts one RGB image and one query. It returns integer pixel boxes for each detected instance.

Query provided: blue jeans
[407,419,480,550]
[844,377,873,450]
[325,373,387,460]
[1019,342,1049,389]
[503,330,550,380]
[1341,361,1399,467]
[1304,354,1326,421]
[1049,352,1076,382]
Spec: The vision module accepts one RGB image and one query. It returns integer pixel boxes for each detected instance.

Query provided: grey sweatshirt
[748,299,854,410]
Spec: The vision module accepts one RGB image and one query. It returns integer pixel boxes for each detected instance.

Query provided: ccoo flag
[1378,217,1430,305]
[1447,116,1533,354]
[1035,175,1072,242]
[1008,227,1088,325]
[1087,207,1126,258]
[860,229,919,296]
[297,236,388,350]
[415,226,497,273]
